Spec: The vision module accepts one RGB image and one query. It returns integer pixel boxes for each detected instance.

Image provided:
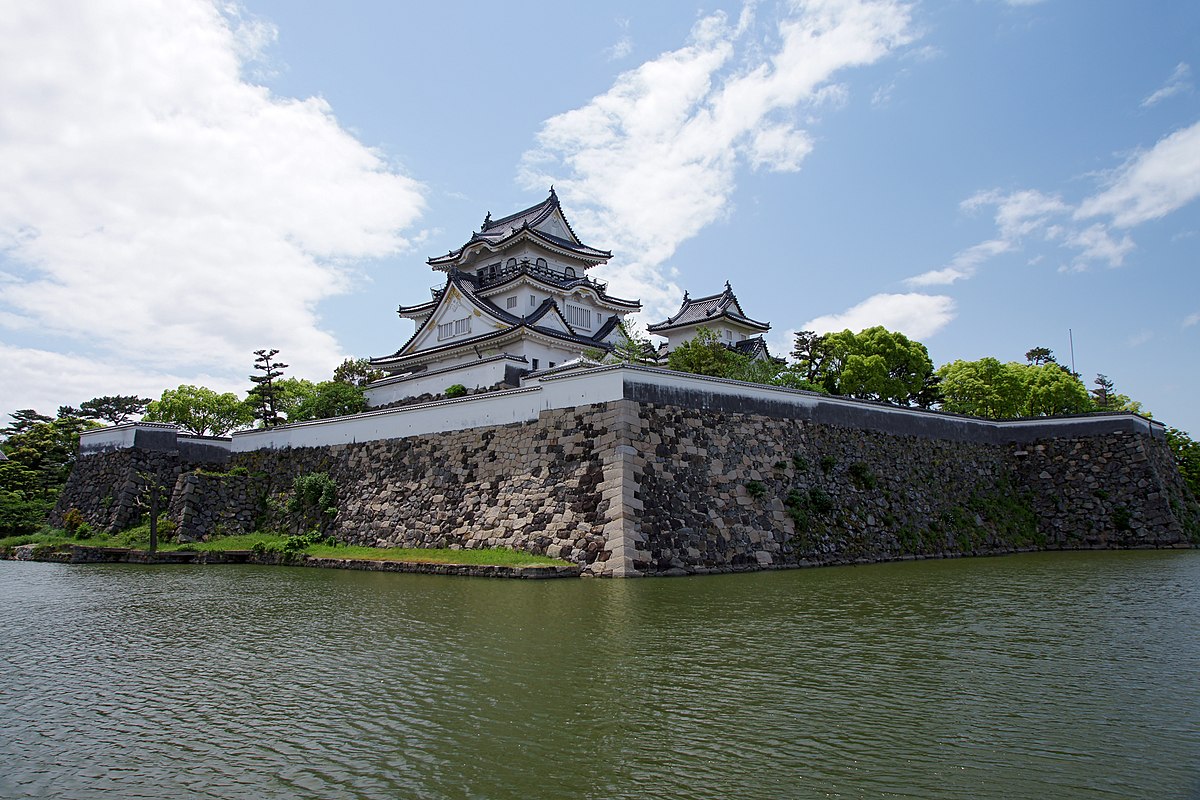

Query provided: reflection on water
[2,551,1198,799]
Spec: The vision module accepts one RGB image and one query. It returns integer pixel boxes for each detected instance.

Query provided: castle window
[506,296,517,309]
[530,295,536,307]
[532,358,539,370]
[438,317,471,341]
[565,304,592,330]
[535,257,547,268]
[564,266,576,278]
[506,258,517,267]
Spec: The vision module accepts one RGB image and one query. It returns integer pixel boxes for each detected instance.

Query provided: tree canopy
[287,381,368,422]
[791,327,934,405]
[938,358,1091,419]
[78,395,151,425]
[332,357,385,387]
[143,385,253,437]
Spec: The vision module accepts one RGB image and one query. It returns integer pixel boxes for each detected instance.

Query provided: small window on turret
[564,266,576,278]
[507,296,517,309]
[535,257,547,268]
[507,258,517,267]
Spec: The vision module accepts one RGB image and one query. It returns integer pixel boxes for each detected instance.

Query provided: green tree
[143,385,253,436]
[1025,346,1057,366]
[1092,374,1115,409]
[1,409,52,437]
[606,321,655,364]
[1020,363,1092,417]
[1,411,99,500]
[332,357,385,387]
[938,359,1091,418]
[790,330,831,383]
[814,327,934,405]
[248,349,288,427]
[287,381,368,422]
[78,395,151,425]
[1165,427,1200,499]
[937,358,1026,418]
[666,327,752,378]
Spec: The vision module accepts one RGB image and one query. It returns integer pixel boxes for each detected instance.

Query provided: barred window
[565,304,592,330]
[438,317,471,340]
[507,296,517,309]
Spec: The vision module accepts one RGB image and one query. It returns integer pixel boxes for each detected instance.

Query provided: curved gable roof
[647,282,769,334]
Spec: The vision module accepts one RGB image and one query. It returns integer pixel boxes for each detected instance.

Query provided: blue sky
[2,0,1198,434]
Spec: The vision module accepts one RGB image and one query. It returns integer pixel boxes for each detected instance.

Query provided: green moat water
[2,551,1198,799]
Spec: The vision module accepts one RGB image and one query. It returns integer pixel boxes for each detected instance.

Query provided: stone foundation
[55,382,1200,576]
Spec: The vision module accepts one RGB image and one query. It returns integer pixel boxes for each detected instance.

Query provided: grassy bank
[0,526,569,568]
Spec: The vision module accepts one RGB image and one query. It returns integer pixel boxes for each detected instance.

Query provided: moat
[2,550,1198,799]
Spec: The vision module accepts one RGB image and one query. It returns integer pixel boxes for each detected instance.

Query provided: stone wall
[54,395,1199,576]
[620,402,1198,576]
[52,448,226,533]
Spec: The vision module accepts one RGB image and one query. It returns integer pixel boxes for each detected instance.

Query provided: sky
[1,0,1198,434]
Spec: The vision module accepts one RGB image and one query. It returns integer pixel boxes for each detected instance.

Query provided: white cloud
[1141,62,1191,108]
[906,239,1010,286]
[607,18,633,61]
[0,343,243,416]
[1184,312,1200,329]
[1065,223,1135,267]
[0,0,425,414]
[521,0,914,319]
[1075,121,1200,228]
[803,292,956,339]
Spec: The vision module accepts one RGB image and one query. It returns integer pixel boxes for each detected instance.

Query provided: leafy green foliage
[667,327,753,378]
[332,357,385,387]
[745,480,766,498]
[290,472,337,517]
[848,462,877,490]
[793,327,935,405]
[444,384,468,399]
[0,491,51,537]
[78,395,150,425]
[819,455,836,474]
[1165,427,1200,499]
[937,358,1091,418]
[143,385,253,436]
[287,381,368,421]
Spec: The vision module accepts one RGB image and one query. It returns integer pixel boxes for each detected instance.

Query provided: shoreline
[2,541,1193,579]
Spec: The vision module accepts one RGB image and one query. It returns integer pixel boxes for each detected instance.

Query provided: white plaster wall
[235,367,627,452]
[364,358,519,406]
[238,364,1163,453]
[78,424,143,455]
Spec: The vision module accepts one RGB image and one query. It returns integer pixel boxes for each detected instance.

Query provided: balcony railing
[453,260,608,294]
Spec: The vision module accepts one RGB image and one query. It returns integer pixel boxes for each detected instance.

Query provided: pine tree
[248,349,288,427]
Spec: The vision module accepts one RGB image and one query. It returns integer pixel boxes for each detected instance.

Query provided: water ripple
[1,553,1198,799]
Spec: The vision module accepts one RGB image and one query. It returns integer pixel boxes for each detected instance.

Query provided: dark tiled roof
[371,272,626,369]
[428,188,611,267]
[646,282,769,333]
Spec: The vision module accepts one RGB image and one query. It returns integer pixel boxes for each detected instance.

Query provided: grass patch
[2,527,568,568]
[304,544,566,567]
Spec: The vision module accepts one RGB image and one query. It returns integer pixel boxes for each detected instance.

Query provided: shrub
[746,480,766,499]
[848,462,877,490]
[444,384,467,399]
[808,487,834,514]
[773,461,788,471]
[1113,506,1132,532]
[73,522,94,540]
[290,473,338,517]
[792,454,809,472]
[62,507,85,534]
[228,466,250,477]
[820,455,836,474]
